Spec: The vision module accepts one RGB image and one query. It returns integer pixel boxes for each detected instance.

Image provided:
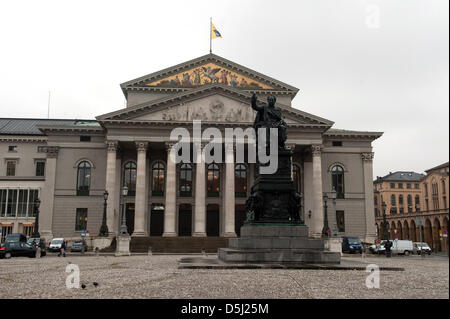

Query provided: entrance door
[235,204,247,237]
[206,204,220,237]
[178,204,192,236]
[150,203,164,236]
[1,225,12,242]
[125,203,135,235]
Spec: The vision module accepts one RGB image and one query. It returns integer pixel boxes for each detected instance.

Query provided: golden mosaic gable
[145,62,273,89]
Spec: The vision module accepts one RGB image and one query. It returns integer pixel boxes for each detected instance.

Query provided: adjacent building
[374,163,449,251]
[0,53,382,246]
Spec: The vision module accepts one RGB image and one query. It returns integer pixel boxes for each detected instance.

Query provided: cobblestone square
[0,254,448,299]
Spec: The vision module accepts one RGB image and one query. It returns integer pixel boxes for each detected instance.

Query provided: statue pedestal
[115,235,131,257]
[218,224,341,264]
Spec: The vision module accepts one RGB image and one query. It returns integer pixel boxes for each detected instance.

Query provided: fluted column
[163,142,177,237]
[362,152,376,243]
[132,141,148,237]
[311,144,324,238]
[193,143,206,237]
[223,143,237,237]
[105,141,118,236]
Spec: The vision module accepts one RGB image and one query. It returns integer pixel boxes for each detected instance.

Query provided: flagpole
[210,17,212,53]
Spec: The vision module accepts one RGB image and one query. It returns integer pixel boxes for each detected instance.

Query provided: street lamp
[99,190,109,237]
[119,186,129,236]
[322,193,330,237]
[381,201,389,240]
[32,198,41,238]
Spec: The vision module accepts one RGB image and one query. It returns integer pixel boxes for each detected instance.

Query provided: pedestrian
[58,241,67,257]
[385,240,393,258]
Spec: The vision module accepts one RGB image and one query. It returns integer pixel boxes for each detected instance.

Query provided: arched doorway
[206,204,220,236]
[403,220,409,240]
[433,218,441,251]
[235,204,246,237]
[425,219,433,249]
[410,220,416,242]
[178,204,192,236]
[150,203,164,236]
[443,217,449,253]
[397,221,403,239]
[391,221,396,239]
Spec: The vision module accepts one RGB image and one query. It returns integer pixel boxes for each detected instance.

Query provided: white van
[378,240,414,255]
[48,238,65,252]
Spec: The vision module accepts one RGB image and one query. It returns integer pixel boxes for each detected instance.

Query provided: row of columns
[104,141,238,237]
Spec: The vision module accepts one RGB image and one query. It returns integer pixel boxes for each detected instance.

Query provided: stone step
[240,225,308,238]
[218,248,341,264]
[129,237,229,253]
[228,237,324,250]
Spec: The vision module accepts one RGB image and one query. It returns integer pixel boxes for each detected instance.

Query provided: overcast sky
[0,0,448,177]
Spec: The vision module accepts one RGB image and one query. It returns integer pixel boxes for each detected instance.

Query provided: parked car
[0,242,46,259]
[48,238,65,252]
[413,242,432,255]
[377,240,414,255]
[27,237,47,251]
[70,240,88,253]
[342,236,363,254]
[4,233,27,243]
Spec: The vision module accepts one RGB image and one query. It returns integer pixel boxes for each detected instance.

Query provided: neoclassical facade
[0,53,382,244]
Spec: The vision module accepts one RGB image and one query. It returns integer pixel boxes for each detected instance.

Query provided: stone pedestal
[115,236,131,256]
[218,224,341,264]
[323,237,343,256]
[93,237,113,252]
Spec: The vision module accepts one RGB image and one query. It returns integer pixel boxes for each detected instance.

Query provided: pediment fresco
[145,62,274,90]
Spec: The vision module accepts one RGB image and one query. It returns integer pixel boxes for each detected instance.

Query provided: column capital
[45,146,59,158]
[165,141,176,151]
[311,144,323,157]
[135,141,149,152]
[106,140,119,152]
[361,152,374,162]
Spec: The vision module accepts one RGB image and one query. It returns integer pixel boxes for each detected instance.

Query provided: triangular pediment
[120,53,299,95]
[97,85,333,128]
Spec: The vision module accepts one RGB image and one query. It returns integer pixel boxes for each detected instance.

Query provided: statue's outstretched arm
[251,93,263,111]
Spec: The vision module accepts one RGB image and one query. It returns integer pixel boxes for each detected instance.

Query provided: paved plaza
[0,254,448,299]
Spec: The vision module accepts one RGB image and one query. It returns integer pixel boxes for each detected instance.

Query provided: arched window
[293,164,301,194]
[399,195,404,205]
[407,194,412,206]
[391,194,396,206]
[77,161,91,196]
[235,164,247,197]
[331,165,345,199]
[152,162,165,196]
[179,163,193,197]
[123,161,137,196]
[415,195,420,206]
[207,163,220,197]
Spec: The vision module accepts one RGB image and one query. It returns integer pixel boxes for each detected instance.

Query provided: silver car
[413,242,432,255]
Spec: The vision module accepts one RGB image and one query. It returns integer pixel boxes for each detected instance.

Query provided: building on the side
[0,53,383,246]
[374,163,449,251]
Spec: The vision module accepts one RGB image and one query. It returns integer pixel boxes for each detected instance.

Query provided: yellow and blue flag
[211,22,222,39]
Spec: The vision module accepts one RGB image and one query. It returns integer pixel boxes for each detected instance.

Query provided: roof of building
[425,162,449,173]
[374,171,425,183]
[0,118,100,136]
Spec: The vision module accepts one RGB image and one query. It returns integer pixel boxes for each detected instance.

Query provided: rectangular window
[407,183,411,189]
[8,145,18,152]
[7,189,17,217]
[332,141,343,147]
[1,226,12,242]
[28,190,39,217]
[336,211,345,232]
[35,161,45,176]
[398,183,403,189]
[23,225,34,237]
[75,208,88,231]
[6,161,16,176]
[414,183,419,189]
[37,146,46,153]
[80,136,91,142]
[399,207,404,214]
[17,190,28,217]
[390,183,395,189]
[0,189,7,217]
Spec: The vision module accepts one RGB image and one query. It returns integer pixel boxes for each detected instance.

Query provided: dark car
[27,238,47,251]
[342,236,363,254]
[4,233,27,243]
[0,242,46,259]
[70,240,88,253]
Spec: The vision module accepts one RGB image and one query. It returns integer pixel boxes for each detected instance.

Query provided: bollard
[36,247,41,259]
[148,246,152,256]
[95,247,99,257]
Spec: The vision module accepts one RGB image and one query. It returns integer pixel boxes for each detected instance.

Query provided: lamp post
[381,201,389,240]
[119,186,129,236]
[99,190,109,237]
[32,198,41,238]
[322,193,330,237]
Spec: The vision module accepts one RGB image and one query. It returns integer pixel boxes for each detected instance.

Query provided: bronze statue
[251,93,287,150]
